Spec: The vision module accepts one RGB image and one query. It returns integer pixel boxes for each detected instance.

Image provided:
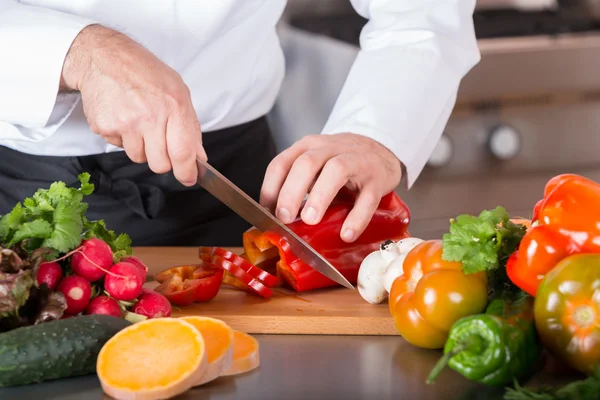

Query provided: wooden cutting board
[134,247,398,335]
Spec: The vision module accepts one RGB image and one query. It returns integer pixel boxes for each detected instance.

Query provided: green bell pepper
[426,290,542,386]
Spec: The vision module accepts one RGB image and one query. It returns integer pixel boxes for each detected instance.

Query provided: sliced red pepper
[153,264,223,304]
[243,188,411,292]
[154,274,203,306]
[197,256,273,299]
[198,246,278,287]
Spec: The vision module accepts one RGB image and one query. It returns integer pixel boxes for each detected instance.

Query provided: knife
[195,157,354,290]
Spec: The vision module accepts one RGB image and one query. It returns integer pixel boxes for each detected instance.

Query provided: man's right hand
[60,24,206,186]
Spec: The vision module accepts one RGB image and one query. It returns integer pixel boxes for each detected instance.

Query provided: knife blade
[195,157,354,290]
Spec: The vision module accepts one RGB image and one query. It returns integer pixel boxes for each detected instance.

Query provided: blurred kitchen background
[268,0,600,239]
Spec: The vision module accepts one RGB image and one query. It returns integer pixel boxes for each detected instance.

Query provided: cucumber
[0,314,131,387]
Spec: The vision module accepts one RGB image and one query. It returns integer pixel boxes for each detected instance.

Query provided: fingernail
[302,206,318,224]
[277,207,291,223]
[342,228,355,242]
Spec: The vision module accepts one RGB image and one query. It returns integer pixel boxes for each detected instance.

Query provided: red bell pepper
[154,264,224,305]
[507,173,600,296]
[243,188,411,292]
[198,246,278,287]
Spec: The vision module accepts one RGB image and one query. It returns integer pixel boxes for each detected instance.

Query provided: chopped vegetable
[197,256,272,299]
[104,261,145,301]
[70,238,114,282]
[154,264,224,304]
[243,188,411,292]
[85,296,122,318]
[427,290,541,387]
[97,318,208,399]
[36,261,63,291]
[0,315,131,387]
[507,174,600,296]
[57,275,92,315]
[155,274,203,306]
[533,253,600,375]
[388,240,488,349]
[181,316,234,385]
[222,330,260,377]
[199,246,277,287]
[131,288,172,318]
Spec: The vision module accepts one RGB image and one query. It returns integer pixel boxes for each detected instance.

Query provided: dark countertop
[0,334,579,400]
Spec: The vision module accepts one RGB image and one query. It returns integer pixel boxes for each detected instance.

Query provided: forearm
[323,0,480,188]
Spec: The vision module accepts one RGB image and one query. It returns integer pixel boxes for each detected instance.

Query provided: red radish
[131,289,172,319]
[104,261,145,301]
[37,261,63,291]
[123,256,148,277]
[57,276,92,315]
[85,296,122,318]
[70,238,113,282]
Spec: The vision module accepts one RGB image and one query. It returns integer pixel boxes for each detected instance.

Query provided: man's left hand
[260,133,402,243]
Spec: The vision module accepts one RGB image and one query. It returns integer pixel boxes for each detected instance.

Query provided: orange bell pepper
[508,173,600,296]
[388,240,488,349]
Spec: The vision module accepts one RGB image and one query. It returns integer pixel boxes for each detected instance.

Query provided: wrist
[60,24,121,92]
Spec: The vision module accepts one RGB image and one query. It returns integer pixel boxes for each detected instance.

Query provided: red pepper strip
[197,255,273,299]
[243,188,411,292]
[198,246,278,287]
[507,173,600,296]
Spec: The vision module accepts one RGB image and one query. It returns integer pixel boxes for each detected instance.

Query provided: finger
[166,104,199,186]
[301,154,355,225]
[121,132,147,164]
[275,147,338,224]
[144,119,171,174]
[193,117,207,162]
[259,137,314,211]
[340,186,381,242]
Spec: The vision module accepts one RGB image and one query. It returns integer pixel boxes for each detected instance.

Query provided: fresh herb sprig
[0,173,131,258]
[504,366,600,400]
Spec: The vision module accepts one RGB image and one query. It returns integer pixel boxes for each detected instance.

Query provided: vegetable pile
[356,173,600,398]
[0,174,171,332]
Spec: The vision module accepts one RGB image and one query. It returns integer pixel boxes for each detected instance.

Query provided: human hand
[260,133,403,242]
[60,25,206,186]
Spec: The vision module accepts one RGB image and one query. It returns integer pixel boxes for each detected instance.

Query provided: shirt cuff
[0,3,96,137]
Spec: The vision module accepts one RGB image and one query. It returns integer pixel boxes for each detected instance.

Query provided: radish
[131,289,172,319]
[104,261,145,301]
[57,276,92,315]
[70,238,113,282]
[85,295,122,318]
[123,256,148,277]
[37,261,63,291]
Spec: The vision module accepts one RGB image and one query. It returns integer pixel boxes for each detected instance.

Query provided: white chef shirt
[0,0,480,189]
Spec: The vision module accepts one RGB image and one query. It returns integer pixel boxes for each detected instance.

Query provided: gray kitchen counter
[0,334,577,400]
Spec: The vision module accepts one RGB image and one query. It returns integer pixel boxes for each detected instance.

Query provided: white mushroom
[357,237,425,304]
[357,250,388,304]
[383,237,425,293]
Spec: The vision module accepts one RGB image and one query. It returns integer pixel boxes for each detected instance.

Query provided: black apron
[0,116,276,247]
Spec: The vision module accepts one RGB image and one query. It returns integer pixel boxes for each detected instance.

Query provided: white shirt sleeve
[320,0,481,189]
[0,0,95,142]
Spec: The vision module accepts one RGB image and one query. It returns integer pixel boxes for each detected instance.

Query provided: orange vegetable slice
[222,330,260,376]
[181,316,234,385]
[97,318,207,400]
